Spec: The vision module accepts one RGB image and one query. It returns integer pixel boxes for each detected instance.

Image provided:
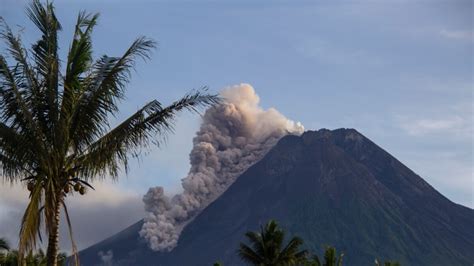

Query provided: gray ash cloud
[140,84,304,251]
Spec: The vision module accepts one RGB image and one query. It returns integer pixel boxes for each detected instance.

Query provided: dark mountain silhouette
[79,129,474,265]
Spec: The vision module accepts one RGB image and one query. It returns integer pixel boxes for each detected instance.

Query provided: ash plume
[139,84,304,251]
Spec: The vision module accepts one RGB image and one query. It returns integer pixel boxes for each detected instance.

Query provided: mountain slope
[79,129,474,265]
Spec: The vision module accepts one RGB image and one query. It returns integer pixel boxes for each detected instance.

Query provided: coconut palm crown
[238,220,308,266]
[0,1,218,265]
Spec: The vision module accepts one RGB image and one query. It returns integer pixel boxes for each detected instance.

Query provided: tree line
[1,239,66,266]
[2,221,401,266]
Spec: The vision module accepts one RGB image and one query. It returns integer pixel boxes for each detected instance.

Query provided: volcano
[79,129,474,265]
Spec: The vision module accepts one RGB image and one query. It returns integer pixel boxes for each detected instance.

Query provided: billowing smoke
[139,84,304,251]
[98,250,113,266]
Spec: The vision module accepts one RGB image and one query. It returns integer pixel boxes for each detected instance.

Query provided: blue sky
[0,0,472,250]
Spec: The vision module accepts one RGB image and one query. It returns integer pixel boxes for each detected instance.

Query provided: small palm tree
[304,246,343,266]
[238,220,308,265]
[0,1,218,265]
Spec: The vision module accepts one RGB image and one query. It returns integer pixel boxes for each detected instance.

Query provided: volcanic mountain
[79,129,474,265]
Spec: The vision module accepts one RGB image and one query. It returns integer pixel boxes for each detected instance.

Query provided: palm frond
[18,181,44,258]
[59,11,99,148]
[62,200,79,266]
[0,57,45,174]
[0,55,33,131]
[312,255,322,266]
[0,19,47,140]
[69,37,156,151]
[27,0,62,134]
[279,237,306,260]
[0,123,37,181]
[65,11,97,84]
[238,243,263,265]
[323,246,343,266]
[74,90,219,179]
[0,26,48,165]
[245,231,266,258]
[337,252,344,266]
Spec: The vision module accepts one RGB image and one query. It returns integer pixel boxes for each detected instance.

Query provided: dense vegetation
[0,246,66,266]
[1,238,68,265]
[3,228,400,266]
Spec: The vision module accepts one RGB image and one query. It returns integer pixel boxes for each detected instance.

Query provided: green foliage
[0,0,219,264]
[213,262,223,266]
[0,248,67,265]
[238,220,308,265]
[303,255,321,266]
[0,238,9,251]
[0,250,19,266]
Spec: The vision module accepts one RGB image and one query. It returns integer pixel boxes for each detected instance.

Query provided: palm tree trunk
[46,193,62,266]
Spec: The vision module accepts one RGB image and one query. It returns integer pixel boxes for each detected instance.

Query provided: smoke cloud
[139,84,304,251]
[98,250,114,266]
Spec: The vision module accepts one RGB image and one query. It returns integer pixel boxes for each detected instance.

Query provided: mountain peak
[300,128,363,144]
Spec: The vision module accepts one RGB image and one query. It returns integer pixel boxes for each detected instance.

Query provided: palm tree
[0,1,218,265]
[238,220,308,265]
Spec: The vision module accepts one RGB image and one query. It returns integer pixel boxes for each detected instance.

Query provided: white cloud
[393,101,473,207]
[397,102,473,139]
[398,116,467,136]
[439,29,474,42]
